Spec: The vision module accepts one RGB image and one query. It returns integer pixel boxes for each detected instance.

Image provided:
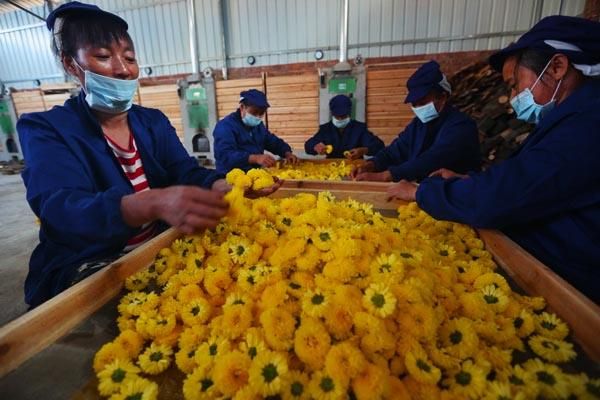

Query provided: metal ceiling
[0,0,56,17]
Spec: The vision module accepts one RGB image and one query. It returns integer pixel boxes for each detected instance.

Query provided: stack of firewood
[450,62,533,167]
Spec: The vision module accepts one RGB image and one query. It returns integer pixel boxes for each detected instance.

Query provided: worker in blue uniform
[387,16,600,303]
[304,94,384,159]
[213,89,298,173]
[17,2,278,307]
[352,60,480,182]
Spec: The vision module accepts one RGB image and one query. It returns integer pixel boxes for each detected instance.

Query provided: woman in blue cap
[17,2,278,307]
[213,89,298,173]
[351,60,480,182]
[388,16,600,303]
[304,94,384,159]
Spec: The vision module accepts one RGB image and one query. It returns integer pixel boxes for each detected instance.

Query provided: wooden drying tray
[0,181,598,381]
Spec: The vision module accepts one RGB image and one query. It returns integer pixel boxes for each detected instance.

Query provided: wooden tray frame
[1,180,598,378]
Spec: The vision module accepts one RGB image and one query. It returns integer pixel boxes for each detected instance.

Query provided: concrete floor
[0,173,37,325]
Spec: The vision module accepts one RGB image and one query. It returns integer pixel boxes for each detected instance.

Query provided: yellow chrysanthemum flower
[248,351,289,396]
[302,289,329,318]
[114,329,145,359]
[93,342,130,373]
[239,329,268,360]
[443,360,488,399]
[212,350,252,396]
[182,365,218,400]
[280,370,310,400]
[481,381,512,400]
[351,362,387,400]
[523,358,570,399]
[439,318,479,359]
[473,272,510,292]
[369,253,405,284]
[97,359,140,396]
[110,376,158,400]
[404,345,441,385]
[325,341,366,386]
[137,342,172,375]
[479,285,509,313]
[311,228,336,251]
[534,312,569,340]
[125,269,152,291]
[513,309,536,338]
[308,370,346,400]
[528,335,576,363]
[259,307,296,351]
[362,283,396,318]
[221,303,253,340]
[175,346,199,374]
[194,337,231,370]
[294,318,331,370]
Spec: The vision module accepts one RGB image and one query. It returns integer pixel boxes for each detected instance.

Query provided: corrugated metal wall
[0,0,586,89]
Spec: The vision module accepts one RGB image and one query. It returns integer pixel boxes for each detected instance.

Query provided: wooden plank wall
[265,74,319,151]
[215,77,265,120]
[366,67,418,145]
[11,90,45,117]
[138,85,182,138]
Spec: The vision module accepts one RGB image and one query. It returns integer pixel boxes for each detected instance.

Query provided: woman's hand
[249,154,277,168]
[245,177,284,199]
[350,160,375,179]
[386,180,418,202]
[313,143,327,155]
[346,147,368,160]
[355,170,392,182]
[429,168,468,179]
[284,152,299,165]
[122,186,229,235]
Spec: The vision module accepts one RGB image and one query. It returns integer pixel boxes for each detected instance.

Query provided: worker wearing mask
[213,89,298,173]
[304,94,384,159]
[17,2,279,307]
[387,16,600,303]
[352,60,480,181]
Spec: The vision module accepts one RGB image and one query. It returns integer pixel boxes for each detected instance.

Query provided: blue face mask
[510,59,562,124]
[332,117,350,129]
[411,102,439,124]
[75,61,138,114]
[242,112,262,127]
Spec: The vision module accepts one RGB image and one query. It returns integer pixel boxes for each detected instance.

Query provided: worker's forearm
[120,189,162,228]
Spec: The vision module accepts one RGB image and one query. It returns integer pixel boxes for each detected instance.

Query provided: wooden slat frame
[0,181,598,379]
[366,66,417,144]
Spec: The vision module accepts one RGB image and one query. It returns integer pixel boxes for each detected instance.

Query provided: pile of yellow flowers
[267,160,355,181]
[92,170,598,400]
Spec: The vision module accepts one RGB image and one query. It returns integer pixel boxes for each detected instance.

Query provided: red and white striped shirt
[105,134,157,251]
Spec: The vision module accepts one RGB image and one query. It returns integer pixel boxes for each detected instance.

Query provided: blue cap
[489,16,600,74]
[404,60,451,104]
[329,95,352,116]
[239,89,270,109]
[46,1,128,31]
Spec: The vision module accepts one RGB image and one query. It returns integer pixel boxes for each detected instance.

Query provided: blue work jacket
[213,110,292,173]
[372,106,481,181]
[304,120,384,158]
[17,93,223,307]
[416,80,600,303]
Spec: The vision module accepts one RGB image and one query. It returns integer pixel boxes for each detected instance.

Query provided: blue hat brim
[46,2,128,31]
[330,105,351,116]
[489,42,529,72]
[404,86,431,104]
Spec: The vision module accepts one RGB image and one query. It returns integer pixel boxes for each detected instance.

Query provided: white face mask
[411,101,439,123]
[73,59,138,114]
[510,58,562,124]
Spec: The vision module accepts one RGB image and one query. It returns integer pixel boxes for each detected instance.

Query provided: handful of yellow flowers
[92,170,598,400]
[268,160,354,181]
